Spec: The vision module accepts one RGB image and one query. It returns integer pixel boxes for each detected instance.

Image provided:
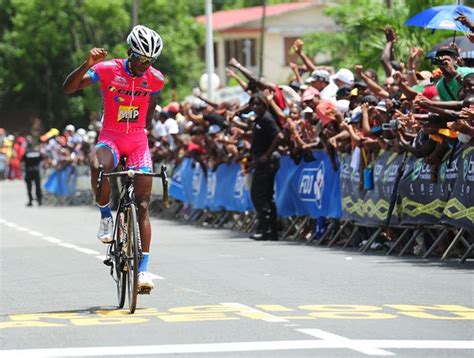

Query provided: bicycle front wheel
[126,204,139,314]
[114,211,127,309]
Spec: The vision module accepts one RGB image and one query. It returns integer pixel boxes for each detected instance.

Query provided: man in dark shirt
[249,93,284,240]
[22,141,44,206]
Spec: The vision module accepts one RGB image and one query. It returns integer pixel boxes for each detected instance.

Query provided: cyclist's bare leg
[90,147,114,205]
[135,175,153,252]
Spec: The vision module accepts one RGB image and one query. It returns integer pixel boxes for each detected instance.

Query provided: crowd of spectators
[4,21,474,210]
[148,26,474,187]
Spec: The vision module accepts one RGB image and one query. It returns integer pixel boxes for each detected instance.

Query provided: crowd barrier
[167,147,474,263]
[41,148,473,263]
[43,165,93,206]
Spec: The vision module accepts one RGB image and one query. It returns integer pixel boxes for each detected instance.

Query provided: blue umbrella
[405,4,474,32]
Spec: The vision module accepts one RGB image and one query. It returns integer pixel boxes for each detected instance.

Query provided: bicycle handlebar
[97,164,169,204]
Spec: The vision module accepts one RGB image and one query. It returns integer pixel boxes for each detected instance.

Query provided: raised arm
[355,65,389,98]
[293,39,316,72]
[63,48,108,94]
[381,26,396,78]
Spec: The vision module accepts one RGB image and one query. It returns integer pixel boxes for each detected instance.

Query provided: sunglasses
[130,52,156,65]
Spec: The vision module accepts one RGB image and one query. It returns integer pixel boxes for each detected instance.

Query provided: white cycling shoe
[138,271,155,291]
[97,217,114,243]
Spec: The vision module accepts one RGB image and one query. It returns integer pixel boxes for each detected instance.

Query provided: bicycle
[97,164,168,314]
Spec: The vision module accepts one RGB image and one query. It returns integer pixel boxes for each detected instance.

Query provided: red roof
[197,2,313,31]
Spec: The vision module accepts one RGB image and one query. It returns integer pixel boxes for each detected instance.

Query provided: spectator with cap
[305,69,338,103]
[152,106,180,151]
[433,46,474,102]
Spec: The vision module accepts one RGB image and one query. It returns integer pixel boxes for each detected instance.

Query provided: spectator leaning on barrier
[248,93,284,241]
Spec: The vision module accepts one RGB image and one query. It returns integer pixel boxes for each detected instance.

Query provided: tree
[0,0,204,130]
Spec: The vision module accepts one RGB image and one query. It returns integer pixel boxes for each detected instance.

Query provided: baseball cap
[208,124,221,135]
[435,46,458,58]
[302,87,320,102]
[65,124,75,132]
[305,69,330,84]
[333,68,354,86]
[375,101,387,112]
[164,101,180,113]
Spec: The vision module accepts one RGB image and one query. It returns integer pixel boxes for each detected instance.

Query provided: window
[284,37,299,66]
[224,39,256,67]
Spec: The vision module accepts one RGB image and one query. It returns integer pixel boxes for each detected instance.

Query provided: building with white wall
[196,1,337,86]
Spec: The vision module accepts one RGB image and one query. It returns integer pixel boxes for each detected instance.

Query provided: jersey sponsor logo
[113,75,127,84]
[116,89,151,97]
[114,96,126,103]
[117,105,139,122]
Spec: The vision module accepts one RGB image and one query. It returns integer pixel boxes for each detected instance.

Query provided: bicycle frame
[97,165,168,312]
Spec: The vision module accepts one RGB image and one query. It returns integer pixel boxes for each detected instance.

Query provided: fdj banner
[275,150,342,218]
[399,146,462,226]
[442,145,474,231]
[169,159,253,212]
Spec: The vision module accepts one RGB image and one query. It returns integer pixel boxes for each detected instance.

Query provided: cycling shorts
[96,129,152,172]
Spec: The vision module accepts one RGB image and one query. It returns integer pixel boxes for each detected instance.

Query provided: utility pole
[205,0,215,100]
[132,0,138,27]
[258,0,266,77]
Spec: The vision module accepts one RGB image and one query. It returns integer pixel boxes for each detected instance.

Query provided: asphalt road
[1,180,473,357]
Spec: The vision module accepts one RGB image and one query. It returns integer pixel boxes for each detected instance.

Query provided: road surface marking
[1,335,473,357]
[41,236,62,243]
[221,303,289,322]
[0,218,165,280]
[298,328,394,356]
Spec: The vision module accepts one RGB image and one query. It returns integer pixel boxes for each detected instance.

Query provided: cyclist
[63,25,165,291]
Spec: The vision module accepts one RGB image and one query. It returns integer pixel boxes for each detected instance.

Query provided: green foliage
[0,0,204,129]
[302,0,466,78]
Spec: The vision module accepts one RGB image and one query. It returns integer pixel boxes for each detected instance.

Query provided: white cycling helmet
[127,25,163,59]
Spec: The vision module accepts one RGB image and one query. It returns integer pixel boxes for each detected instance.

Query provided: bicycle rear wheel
[114,211,127,308]
[126,204,139,314]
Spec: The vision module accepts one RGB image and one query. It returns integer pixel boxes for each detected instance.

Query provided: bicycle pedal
[103,258,113,267]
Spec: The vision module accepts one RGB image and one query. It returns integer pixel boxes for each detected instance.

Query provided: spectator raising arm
[292,39,316,72]
[381,26,397,78]
[355,65,389,98]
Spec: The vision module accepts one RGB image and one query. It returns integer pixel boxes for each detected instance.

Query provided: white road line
[58,243,81,250]
[148,273,165,280]
[41,236,62,244]
[1,338,473,357]
[2,218,165,279]
[298,328,394,356]
[221,303,289,322]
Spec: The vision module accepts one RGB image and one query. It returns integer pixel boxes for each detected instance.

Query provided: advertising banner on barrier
[275,151,342,218]
[398,146,462,226]
[340,153,365,223]
[169,159,188,202]
[441,145,474,231]
[363,151,404,225]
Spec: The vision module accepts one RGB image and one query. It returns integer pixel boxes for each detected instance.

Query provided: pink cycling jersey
[87,58,164,133]
[87,59,164,170]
